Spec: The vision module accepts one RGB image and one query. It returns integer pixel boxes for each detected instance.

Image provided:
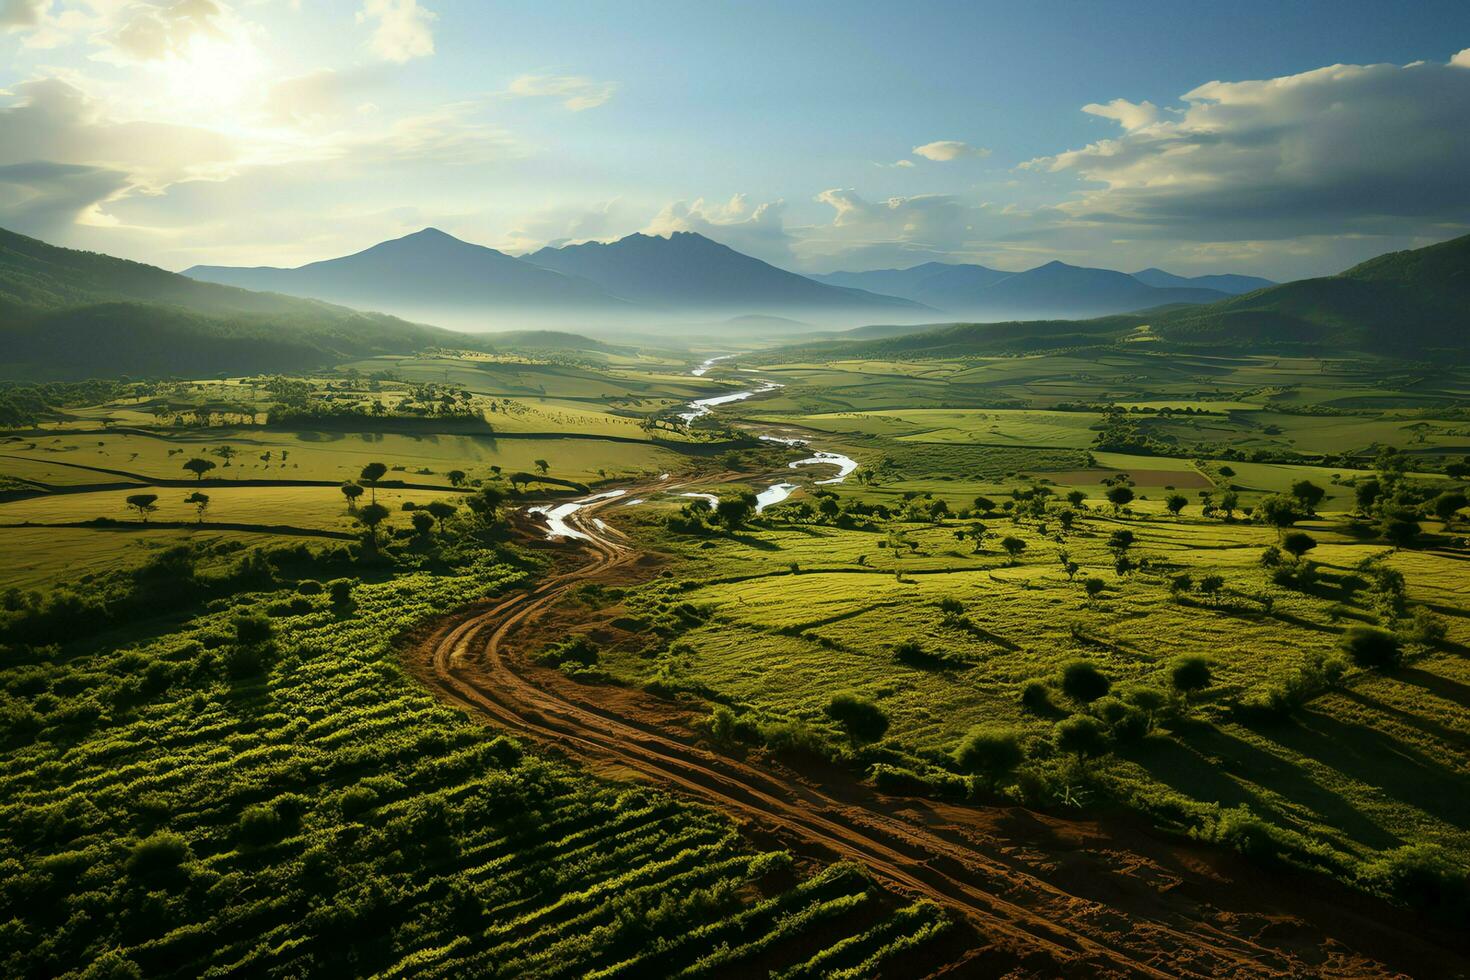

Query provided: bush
[125,831,191,881]
[328,579,354,605]
[295,579,323,595]
[1168,656,1212,697]
[1093,697,1148,743]
[233,614,273,646]
[698,704,761,748]
[533,636,599,668]
[1059,660,1110,703]
[238,804,286,846]
[1340,625,1401,669]
[952,725,1024,777]
[824,692,890,743]
[1019,679,1054,714]
[1363,844,1470,922]
[1055,714,1108,758]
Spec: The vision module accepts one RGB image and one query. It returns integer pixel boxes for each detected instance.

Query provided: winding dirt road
[403,485,1468,979]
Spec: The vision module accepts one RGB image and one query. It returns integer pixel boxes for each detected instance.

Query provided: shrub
[1054,715,1108,758]
[1093,697,1148,743]
[1168,656,1212,698]
[1019,679,1054,715]
[233,613,273,646]
[1340,625,1401,669]
[328,579,354,605]
[698,704,761,748]
[125,831,191,881]
[952,725,1024,777]
[1083,577,1106,601]
[1363,844,1470,922]
[295,579,323,596]
[238,804,286,846]
[1059,660,1110,703]
[533,636,599,668]
[339,785,378,819]
[824,692,890,743]
[1280,531,1317,559]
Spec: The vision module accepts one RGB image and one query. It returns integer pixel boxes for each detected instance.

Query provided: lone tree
[1256,494,1301,534]
[183,457,216,481]
[357,502,390,551]
[999,535,1027,565]
[446,469,467,487]
[1197,573,1225,604]
[1165,493,1188,516]
[340,482,364,513]
[1105,485,1134,513]
[126,493,159,523]
[953,725,1024,778]
[425,500,458,532]
[1281,531,1317,560]
[184,491,210,524]
[1380,514,1421,550]
[359,462,388,504]
[1060,660,1110,703]
[1341,625,1401,670]
[534,459,550,475]
[1106,529,1135,556]
[1169,655,1212,700]
[972,496,996,514]
[1290,480,1326,515]
[824,692,889,743]
[1083,576,1106,602]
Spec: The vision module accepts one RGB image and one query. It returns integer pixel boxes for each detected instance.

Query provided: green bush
[824,692,890,743]
[1363,844,1470,923]
[125,831,191,881]
[1168,656,1212,697]
[1340,625,1401,669]
[1054,715,1108,758]
[533,635,600,668]
[328,579,354,604]
[952,726,1024,777]
[1019,679,1054,714]
[1059,660,1110,703]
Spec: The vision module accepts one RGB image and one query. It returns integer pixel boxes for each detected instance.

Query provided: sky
[2,0,1469,280]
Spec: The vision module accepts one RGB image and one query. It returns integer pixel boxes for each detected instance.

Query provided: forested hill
[0,228,455,380]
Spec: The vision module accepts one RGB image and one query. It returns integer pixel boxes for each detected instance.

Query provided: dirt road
[403,485,1467,978]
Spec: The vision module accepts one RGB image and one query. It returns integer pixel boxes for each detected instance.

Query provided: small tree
[1105,485,1134,513]
[1060,660,1110,703]
[1381,515,1421,550]
[824,692,889,743]
[534,459,550,475]
[716,491,757,530]
[999,536,1027,565]
[1280,531,1317,560]
[1341,625,1401,669]
[972,496,996,514]
[1055,714,1108,759]
[359,462,388,504]
[411,511,435,536]
[1290,480,1326,515]
[1197,573,1225,604]
[446,469,467,487]
[184,491,210,524]
[953,725,1024,778]
[1083,576,1106,602]
[1066,489,1087,509]
[1165,493,1188,516]
[357,502,390,550]
[126,493,159,523]
[1106,529,1135,556]
[1433,491,1467,525]
[1169,655,1212,700]
[426,500,458,532]
[341,482,364,512]
[1256,494,1300,533]
[1218,490,1239,520]
[183,457,216,481]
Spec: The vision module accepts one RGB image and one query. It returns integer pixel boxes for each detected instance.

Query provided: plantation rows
[0,557,953,977]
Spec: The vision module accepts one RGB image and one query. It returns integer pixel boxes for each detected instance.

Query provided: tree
[1169,656,1212,699]
[1256,494,1300,532]
[1198,573,1225,604]
[341,482,364,512]
[126,493,159,523]
[953,726,1024,778]
[1217,490,1239,519]
[1432,491,1467,525]
[1354,478,1382,516]
[1056,509,1075,532]
[716,490,758,530]
[972,496,995,514]
[1055,715,1108,759]
[1341,625,1401,669]
[426,500,458,532]
[534,459,550,475]
[824,692,889,743]
[182,457,216,481]
[446,469,467,487]
[1106,529,1135,556]
[359,462,388,504]
[357,502,390,550]
[184,491,210,524]
[1066,489,1087,509]
[1281,531,1317,560]
[999,536,1027,564]
[1290,480,1326,515]
[1105,485,1135,513]
[1060,660,1110,703]
[1381,514,1420,550]
[411,511,435,536]
[465,486,505,520]
[1165,493,1188,516]
[1083,577,1106,602]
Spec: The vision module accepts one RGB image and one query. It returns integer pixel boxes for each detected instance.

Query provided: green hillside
[0,228,456,379]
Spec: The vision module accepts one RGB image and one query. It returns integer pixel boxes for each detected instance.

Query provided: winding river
[530,357,857,538]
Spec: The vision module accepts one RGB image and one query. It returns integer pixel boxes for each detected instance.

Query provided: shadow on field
[1247,710,1470,832]
[1394,665,1470,709]
[1336,686,1468,751]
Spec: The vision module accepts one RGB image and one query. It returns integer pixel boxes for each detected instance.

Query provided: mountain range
[813,260,1272,319]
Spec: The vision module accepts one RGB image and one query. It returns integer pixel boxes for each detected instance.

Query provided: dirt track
[402,484,1469,979]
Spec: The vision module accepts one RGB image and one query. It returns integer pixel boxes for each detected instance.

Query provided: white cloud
[1452,47,1470,68]
[643,194,793,266]
[1029,54,1470,241]
[106,0,226,62]
[358,0,435,63]
[795,188,992,268]
[507,74,617,111]
[0,0,47,28]
[912,140,990,162]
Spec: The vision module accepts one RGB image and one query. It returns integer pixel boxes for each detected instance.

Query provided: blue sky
[2,0,1468,279]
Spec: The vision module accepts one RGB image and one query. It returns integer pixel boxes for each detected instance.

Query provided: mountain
[0,227,456,380]
[1132,268,1274,295]
[811,259,1228,318]
[185,228,624,324]
[1151,233,1470,352]
[524,232,926,314]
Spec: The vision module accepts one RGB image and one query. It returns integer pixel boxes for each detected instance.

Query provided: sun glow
[156,33,264,120]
